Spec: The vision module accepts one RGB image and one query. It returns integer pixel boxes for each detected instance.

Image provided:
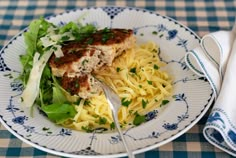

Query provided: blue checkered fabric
[0,0,235,158]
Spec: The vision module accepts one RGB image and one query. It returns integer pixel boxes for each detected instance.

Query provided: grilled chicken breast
[49,28,136,98]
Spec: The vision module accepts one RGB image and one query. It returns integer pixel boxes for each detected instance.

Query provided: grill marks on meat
[49,28,136,98]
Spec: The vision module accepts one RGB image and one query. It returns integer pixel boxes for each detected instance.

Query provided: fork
[94,76,135,158]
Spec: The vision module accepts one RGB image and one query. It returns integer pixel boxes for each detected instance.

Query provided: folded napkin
[185,24,236,156]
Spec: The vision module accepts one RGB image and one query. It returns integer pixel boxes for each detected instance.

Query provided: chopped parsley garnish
[84,100,91,106]
[92,114,99,118]
[122,29,129,33]
[86,38,93,44]
[42,127,50,131]
[75,82,79,88]
[139,85,142,88]
[98,117,107,125]
[133,113,146,126]
[147,80,153,85]
[129,110,134,115]
[101,28,114,43]
[3,73,13,79]
[52,46,57,51]
[152,31,158,35]
[82,59,89,66]
[61,35,70,41]
[142,99,148,109]
[116,67,121,72]
[161,100,169,107]
[140,33,144,36]
[130,67,136,74]
[110,122,115,130]
[154,64,159,70]
[121,98,132,107]
[82,126,93,133]
[74,98,82,105]
[102,27,111,33]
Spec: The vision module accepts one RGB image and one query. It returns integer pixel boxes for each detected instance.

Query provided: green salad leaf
[41,103,77,124]
[19,17,98,124]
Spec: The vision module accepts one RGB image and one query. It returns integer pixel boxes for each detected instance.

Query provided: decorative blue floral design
[150,131,160,138]
[134,24,188,52]
[0,53,11,72]
[102,7,125,19]
[177,39,188,49]
[24,126,35,133]
[163,123,178,130]
[172,75,198,85]
[12,116,27,125]
[167,29,177,40]
[177,114,189,122]
[6,96,20,113]
[157,24,167,32]
[10,80,23,92]
[145,110,158,121]
[109,135,121,144]
[59,128,72,136]
[5,94,73,137]
[157,51,189,73]
[198,77,208,82]
[58,21,66,26]
[173,93,186,101]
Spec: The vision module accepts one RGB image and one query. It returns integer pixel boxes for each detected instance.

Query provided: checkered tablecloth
[0,0,235,158]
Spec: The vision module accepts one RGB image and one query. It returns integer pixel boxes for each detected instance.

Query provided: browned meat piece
[49,28,136,98]
[49,29,135,77]
[61,73,101,99]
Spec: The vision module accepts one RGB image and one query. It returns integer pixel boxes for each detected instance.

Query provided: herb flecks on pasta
[67,41,172,131]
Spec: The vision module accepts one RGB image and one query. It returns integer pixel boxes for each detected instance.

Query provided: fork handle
[112,112,135,158]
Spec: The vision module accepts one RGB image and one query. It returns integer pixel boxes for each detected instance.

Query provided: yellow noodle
[65,41,172,131]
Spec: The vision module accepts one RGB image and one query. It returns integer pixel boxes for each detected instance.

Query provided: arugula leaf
[79,24,97,34]
[37,17,56,38]
[59,22,96,41]
[41,103,77,124]
[59,21,79,34]
[19,20,41,86]
[19,18,55,86]
[50,75,67,104]
[52,86,67,104]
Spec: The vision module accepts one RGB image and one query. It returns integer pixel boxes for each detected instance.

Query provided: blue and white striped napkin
[185,24,236,156]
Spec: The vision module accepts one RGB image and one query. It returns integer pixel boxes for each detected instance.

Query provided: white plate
[0,6,213,158]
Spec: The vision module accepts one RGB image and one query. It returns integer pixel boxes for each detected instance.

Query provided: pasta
[63,41,172,132]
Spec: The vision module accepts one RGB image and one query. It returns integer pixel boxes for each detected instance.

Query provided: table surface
[0,0,235,158]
